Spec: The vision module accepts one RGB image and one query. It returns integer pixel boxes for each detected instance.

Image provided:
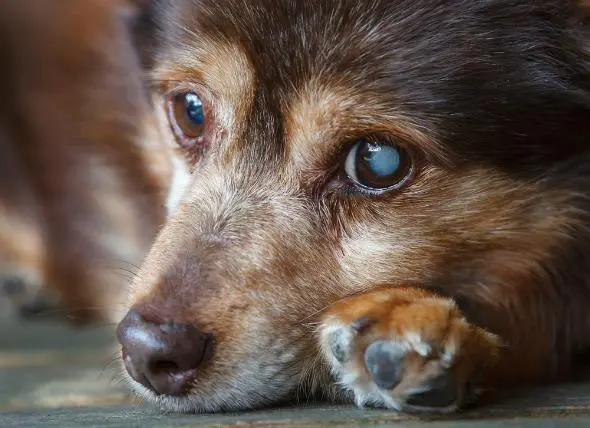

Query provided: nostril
[151,360,182,374]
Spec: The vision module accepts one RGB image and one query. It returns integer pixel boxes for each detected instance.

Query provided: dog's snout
[116,308,213,396]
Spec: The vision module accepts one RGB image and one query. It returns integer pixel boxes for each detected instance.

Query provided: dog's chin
[121,364,300,413]
[122,374,227,413]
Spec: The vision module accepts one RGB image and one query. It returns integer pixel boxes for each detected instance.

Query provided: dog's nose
[116,308,212,396]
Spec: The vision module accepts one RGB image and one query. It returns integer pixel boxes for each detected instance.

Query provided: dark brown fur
[118,0,590,413]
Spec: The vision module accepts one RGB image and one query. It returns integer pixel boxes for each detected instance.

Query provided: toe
[405,371,457,408]
[328,327,353,364]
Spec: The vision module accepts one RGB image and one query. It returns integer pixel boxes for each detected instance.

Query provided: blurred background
[0,0,170,411]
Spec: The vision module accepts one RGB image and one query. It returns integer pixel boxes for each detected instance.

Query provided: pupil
[184,93,204,125]
[361,142,400,177]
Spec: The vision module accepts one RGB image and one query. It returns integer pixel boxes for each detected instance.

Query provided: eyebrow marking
[153,38,256,133]
[285,80,447,173]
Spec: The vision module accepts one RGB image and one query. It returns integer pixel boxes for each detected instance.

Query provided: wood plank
[1,405,590,428]
[1,320,590,427]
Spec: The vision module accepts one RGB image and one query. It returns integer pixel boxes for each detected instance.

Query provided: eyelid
[152,73,208,95]
[157,77,214,111]
[336,122,448,167]
[325,133,411,178]
[166,86,209,107]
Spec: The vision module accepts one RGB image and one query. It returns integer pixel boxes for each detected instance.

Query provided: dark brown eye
[344,138,413,193]
[167,92,205,146]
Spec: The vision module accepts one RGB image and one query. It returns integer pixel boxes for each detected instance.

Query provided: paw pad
[364,340,405,390]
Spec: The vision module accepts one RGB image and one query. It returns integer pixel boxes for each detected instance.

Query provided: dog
[115,0,590,414]
[0,0,170,322]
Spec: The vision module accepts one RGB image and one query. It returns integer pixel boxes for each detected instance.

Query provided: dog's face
[119,0,590,412]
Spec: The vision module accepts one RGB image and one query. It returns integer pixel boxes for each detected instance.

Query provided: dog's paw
[319,287,501,413]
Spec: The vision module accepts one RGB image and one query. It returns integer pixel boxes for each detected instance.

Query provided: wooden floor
[1,320,590,427]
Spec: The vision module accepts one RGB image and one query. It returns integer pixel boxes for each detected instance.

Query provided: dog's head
[118,0,590,412]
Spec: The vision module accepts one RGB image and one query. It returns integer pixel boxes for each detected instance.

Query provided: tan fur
[286,80,445,176]
[154,40,256,134]
[320,286,501,411]
[111,0,590,414]
[122,35,588,410]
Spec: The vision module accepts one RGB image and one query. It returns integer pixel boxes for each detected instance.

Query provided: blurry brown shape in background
[0,0,171,323]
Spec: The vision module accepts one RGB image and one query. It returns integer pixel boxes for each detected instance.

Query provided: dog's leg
[319,286,501,413]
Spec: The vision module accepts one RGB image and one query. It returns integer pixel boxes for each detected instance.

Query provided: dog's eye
[167,92,205,146]
[344,138,413,192]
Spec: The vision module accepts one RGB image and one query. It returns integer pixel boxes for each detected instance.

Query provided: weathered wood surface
[1,320,590,427]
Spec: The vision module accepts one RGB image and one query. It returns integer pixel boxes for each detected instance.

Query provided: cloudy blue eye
[168,92,206,146]
[344,138,413,192]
